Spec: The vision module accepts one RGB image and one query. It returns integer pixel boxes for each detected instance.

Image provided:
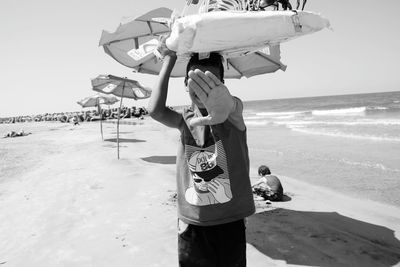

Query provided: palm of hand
[188,70,235,127]
[202,84,234,125]
[208,179,230,203]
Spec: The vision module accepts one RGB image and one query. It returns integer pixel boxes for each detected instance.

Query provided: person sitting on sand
[69,115,79,125]
[252,165,284,201]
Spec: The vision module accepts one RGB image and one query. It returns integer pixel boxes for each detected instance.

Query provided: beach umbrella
[99,7,286,78]
[99,7,172,69]
[77,93,119,108]
[77,94,119,140]
[92,75,152,100]
[91,75,152,159]
[128,46,286,78]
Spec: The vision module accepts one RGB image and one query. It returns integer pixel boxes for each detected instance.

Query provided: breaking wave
[312,107,366,116]
[290,127,400,142]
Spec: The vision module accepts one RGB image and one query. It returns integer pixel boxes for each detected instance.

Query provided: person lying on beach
[148,37,255,266]
[252,165,284,201]
[3,130,32,138]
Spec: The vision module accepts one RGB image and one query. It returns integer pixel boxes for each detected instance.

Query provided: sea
[243,91,400,207]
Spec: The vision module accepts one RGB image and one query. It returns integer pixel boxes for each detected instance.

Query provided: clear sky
[1,0,399,117]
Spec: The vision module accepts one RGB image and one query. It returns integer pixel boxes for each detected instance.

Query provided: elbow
[147,104,155,117]
[147,104,163,121]
[147,105,157,119]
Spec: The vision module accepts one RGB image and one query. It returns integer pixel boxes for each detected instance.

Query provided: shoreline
[246,124,400,208]
[1,119,400,266]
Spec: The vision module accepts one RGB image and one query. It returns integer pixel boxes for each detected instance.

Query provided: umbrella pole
[98,104,104,141]
[117,80,126,159]
[98,102,103,140]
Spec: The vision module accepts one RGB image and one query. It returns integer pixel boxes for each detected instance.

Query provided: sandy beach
[1,118,400,267]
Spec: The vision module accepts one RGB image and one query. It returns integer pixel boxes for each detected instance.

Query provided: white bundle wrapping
[166,10,330,55]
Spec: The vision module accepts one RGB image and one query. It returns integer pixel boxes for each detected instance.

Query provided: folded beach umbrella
[77,93,119,140]
[91,74,152,159]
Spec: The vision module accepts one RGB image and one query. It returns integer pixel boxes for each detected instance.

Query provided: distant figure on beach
[3,130,31,138]
[148,37,254,266]
[252,165,284,201]
[69,115,79,125]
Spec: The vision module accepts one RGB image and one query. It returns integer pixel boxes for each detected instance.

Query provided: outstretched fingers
[187,78,208,103]
[188,70,211,94]
[204,71,222,87]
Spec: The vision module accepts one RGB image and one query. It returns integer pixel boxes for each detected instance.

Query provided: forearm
[228,97,246,131]
[147,55,176,118]
[147,55,182,128]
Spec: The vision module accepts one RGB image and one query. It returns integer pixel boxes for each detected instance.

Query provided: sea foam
[312,107,366,116]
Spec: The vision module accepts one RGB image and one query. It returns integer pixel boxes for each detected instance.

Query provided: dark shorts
[178,219,246,267]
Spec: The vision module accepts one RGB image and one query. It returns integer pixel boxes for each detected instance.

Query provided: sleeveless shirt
[176,106,255,226]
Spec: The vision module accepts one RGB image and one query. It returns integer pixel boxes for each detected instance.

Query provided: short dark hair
[258,165,271,176]
[184,53,225,86]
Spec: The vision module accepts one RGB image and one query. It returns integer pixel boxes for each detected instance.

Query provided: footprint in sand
[115,233,130,248]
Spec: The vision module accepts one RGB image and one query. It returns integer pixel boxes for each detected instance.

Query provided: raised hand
[188,69,235,127]
[154,35,176,60]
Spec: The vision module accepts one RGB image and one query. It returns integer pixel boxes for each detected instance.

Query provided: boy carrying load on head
[147,37,255,266]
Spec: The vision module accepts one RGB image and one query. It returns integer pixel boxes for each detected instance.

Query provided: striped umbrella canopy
[91,74,152,100]
[98,7,286,78]
[77,93,119,108]
[99,7,172,69]
[77,93,119,141]
[124,46,286,78]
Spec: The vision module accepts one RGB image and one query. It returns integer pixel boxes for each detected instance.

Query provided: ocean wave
[339,159,400,172]
[368,106,388,110]
[272,119,400,126]
[245,120,271,126]
[311,105,400,116]
[289,127,400,142]
[255,111,307,117]
[247,105,399,120]
[244,111,307,121]
[312,107,366,116]
[243,115,264,120]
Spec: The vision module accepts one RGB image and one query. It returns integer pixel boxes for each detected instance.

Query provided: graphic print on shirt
[185,140,232,206]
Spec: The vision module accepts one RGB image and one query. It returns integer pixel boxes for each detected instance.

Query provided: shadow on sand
[104,138,146,143]
[247,208,400,267]
[141,156,176,165]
